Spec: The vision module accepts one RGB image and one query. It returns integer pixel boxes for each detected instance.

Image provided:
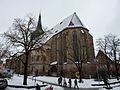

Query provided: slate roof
[96,50,112,62]
[43,12,85,43]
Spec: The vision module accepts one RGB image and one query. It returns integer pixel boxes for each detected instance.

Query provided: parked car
[0,78,8,89]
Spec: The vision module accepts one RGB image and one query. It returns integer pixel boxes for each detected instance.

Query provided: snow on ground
[5,74,120,90]
[5,74,63,90]
[34,76,101,88]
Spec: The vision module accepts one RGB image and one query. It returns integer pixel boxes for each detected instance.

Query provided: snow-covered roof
[43,12,85,43]
[50,12,84,33]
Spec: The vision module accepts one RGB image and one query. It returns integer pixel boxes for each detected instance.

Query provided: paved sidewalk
[30,77,100,90]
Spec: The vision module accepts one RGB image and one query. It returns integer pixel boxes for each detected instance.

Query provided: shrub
[93,68,108,81]
[0,72,12,78]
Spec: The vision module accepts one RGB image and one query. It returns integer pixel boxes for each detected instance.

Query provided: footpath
[7,75,101,90]
[30,77,100,90]
[31,77,120,90]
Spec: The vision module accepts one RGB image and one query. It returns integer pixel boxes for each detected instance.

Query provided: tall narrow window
[36,56,39,61]
[72,31,79,61]
[63,33,67,62]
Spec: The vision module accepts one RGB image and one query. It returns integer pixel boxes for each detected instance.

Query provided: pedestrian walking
[60,76,62,85]
[58,77,60,85]
[74,79,79,89]
[63,78,67,87]
[58,76,62,85]
[68,78,72,88]
[35,83,41,90]
[103,78,110,88]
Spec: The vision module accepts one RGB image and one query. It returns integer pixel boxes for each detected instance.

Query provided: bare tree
[0,37,11,60]
[3,14,46,85]
[57,31,89,82]
[96,36,111,78]
[96,33,120,80]
[96,36,108,54]
[107,34,120,80]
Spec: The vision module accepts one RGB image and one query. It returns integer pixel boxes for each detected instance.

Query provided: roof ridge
[43,13,85,43]
[73,12,84,26]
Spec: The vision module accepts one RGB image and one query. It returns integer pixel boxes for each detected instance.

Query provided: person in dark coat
[58,76,62,85]
[68,78,72,88]
[103,78,110,88]
[59,76,62,85]
[58,77,60,85]
[63,78,67,87]
[74,79,79,89]
[35,83,41,90]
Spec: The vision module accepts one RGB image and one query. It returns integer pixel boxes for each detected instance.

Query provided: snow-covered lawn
[34,76,102,88]
[5,74,120,90]
[5,74,63,90]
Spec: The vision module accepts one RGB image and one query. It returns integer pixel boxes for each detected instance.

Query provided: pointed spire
[31,12,44,40]
[36,12,44,34]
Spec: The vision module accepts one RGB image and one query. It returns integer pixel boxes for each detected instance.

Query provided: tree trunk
[23,52,29,85]
[114,50,119,80]
[79,69,82,82]
[115,60,119,80]
[78,62,83,82]
[107,64,111,79]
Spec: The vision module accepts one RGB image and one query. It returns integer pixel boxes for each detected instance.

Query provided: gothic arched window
[63,33,67,62]
[72,31,79,62]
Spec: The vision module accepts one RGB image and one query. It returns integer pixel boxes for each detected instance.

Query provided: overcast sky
[0,0,120,43]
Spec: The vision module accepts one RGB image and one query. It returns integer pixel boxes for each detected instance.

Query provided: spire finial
[36,12,42,31]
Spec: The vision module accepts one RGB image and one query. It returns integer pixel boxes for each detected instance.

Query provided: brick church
[28,12,95,78]
[6,12,103,78]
